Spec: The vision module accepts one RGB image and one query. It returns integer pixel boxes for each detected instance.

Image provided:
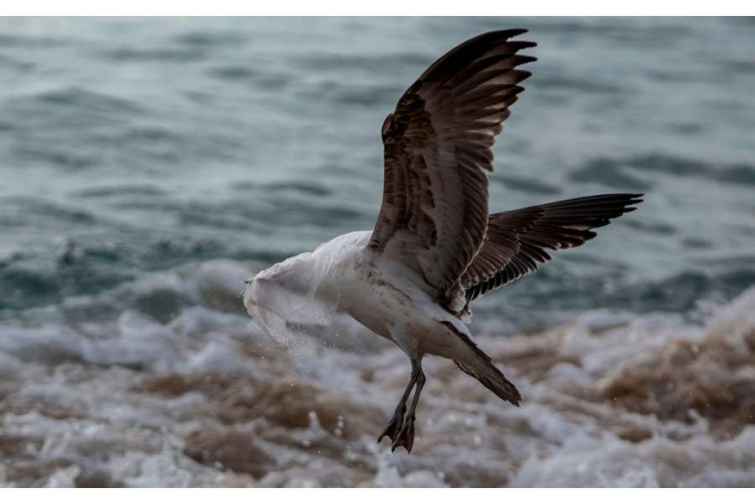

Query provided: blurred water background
[0,17,754,487]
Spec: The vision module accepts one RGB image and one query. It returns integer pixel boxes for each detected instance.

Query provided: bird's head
[242,253,317,345]
[242,263,292,320]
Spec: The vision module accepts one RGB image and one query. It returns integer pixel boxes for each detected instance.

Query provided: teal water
[1,17,755,488]
[2,18,754,331]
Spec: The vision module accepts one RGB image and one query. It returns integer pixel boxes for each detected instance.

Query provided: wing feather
[368,30,536,303]
[461,194,644,304]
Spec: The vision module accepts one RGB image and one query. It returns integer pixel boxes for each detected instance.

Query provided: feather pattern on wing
[462,193,644,303]
[368,29,536,306]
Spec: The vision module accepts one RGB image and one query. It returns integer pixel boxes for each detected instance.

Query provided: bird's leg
[377,359,419,445]
[391,362,425,453]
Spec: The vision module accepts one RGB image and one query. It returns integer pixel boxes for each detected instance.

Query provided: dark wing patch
[369,30,536,303]
[462,193,644,302]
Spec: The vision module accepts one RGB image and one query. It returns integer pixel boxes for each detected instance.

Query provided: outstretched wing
[462,194,644,303]
[368,29,536,304]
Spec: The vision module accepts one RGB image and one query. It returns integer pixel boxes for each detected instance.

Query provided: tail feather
[441,321,521,405]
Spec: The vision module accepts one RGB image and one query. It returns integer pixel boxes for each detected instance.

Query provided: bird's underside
[362,29,643,453]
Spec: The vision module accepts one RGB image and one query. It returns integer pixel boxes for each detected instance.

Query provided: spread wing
[461,194,644,303]
[368,29,536,303]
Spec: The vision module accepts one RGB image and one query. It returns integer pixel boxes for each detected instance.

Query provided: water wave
[1,262,754,486]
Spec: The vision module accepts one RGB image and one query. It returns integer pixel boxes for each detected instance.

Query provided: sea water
[1,17,754,487]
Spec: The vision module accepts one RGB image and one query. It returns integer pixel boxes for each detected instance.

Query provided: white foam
[2,262,755,487]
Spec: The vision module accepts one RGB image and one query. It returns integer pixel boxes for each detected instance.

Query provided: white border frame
[2,1,755,16]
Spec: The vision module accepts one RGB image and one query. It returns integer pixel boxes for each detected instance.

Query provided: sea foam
[1,261,754,487]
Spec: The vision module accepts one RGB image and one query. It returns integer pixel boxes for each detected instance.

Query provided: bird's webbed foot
[377,360,425,453]
[377,407,405,445]
[390,414,415,453]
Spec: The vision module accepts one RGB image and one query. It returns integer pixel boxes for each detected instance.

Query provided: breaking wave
[1,260,754,487]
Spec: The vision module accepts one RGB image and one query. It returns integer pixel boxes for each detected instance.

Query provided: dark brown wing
[368,29,536,303]
[462,193,644,303]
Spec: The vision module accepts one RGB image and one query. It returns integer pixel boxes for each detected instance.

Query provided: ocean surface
[0,17,754,487]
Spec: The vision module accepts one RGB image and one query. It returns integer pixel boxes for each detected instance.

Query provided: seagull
[244,29,643,453]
